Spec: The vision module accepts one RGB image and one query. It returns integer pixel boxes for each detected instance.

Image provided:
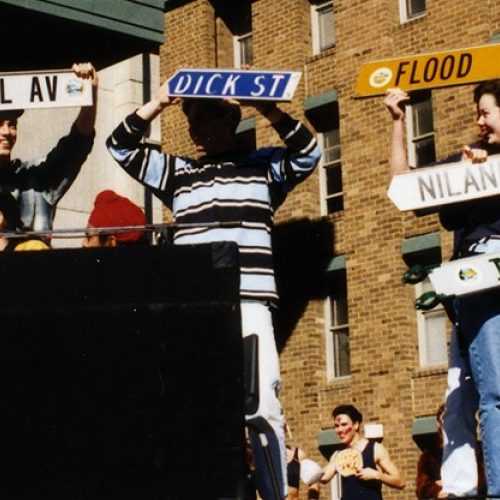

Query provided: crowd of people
[0,57,499,499]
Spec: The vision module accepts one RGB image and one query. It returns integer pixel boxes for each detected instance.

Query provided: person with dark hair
[321,404,405,499]
[385,79,500,498]
[0,187,48,251]
[0,62,98,233]
[106,77,321,499]
[82,190,148,247]
[284,422,321,500]
[384,79,500,497]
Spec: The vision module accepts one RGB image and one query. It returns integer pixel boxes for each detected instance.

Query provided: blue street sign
[167,68,302,101]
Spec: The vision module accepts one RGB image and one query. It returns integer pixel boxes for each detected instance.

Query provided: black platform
[0,242,246,499]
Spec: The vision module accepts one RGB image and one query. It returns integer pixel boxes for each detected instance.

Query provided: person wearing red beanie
[83,190,147,247]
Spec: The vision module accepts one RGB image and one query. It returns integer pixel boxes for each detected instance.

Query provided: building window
[234,31,253,67]
[306,98,343,215]
[325,268,350,380]
[321,128,343,213]
[214,0,253,68]
[415,278,448,367]
[406,91,436,167]
[400,0,426,21]
[311,1,335,54]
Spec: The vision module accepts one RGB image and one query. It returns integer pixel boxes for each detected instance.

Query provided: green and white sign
[429,252,500,297]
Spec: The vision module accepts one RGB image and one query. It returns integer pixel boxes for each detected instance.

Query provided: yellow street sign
[355,43,500,97]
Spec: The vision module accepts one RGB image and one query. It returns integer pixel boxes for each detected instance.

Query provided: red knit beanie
[87,190,147,243]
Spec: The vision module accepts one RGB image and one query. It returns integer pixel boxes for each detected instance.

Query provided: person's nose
[477,115,485,126]
[0,123,10,135]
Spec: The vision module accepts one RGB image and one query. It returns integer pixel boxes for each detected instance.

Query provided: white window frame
[415,279,448,367]
[399,0,426,23]
[325,273,350,381]
[318,129,343,215]
[233,32,253,68]
[329,473,342,499]
[406,93,435,168]
[311,1,335,55]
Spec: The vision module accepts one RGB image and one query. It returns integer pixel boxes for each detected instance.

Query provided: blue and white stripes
[107,111,321,302]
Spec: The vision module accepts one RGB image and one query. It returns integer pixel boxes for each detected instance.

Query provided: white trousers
[240,301,287,498]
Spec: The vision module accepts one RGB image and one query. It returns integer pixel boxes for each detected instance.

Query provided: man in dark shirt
[321,404,405,499]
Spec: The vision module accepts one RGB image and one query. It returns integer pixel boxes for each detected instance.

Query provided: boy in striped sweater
[106,81,321,499]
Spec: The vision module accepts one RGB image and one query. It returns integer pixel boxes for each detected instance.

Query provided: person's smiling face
[0,117,17,164]
[334,413,359,446]
[477,93,500,145]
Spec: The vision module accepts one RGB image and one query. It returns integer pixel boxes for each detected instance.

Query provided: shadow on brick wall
[272,217,334,352]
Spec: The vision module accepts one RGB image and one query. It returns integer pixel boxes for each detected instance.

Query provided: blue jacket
[0,125,94,232]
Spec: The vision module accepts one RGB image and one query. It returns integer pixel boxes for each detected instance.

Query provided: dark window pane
[326,164,342,194]
[407,0,425,17]
[333,328,350,377]
[415,137,436,166]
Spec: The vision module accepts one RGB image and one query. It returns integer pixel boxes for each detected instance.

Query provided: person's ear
[104,234,118,247]
[0,210,5,230]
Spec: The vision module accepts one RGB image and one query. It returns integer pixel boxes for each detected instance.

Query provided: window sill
[412,365,447,378]
[306,47,336,64]
[399,12,427,25]
[323,375,352,389]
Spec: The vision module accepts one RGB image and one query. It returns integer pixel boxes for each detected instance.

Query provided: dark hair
[182,98,241,133]
[0,109,24,121]
[332,404,363,424]
[0,188,23,230]
[473,79,500,107]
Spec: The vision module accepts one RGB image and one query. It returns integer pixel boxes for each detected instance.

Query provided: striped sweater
[106,111,321,302]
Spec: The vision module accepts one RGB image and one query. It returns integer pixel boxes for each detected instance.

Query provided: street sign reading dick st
[167,68,302,101]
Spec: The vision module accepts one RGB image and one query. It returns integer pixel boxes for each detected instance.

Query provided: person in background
[416,404,486,499]
[0,62,98,233]
[106,77,321,499]
[0,187,48,251]
[384,80,500,498]
[285,422,320,500]
[321,404,405,499]
[82,190,147,248]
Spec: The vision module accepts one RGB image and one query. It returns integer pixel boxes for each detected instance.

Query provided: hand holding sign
[384,88,410,121]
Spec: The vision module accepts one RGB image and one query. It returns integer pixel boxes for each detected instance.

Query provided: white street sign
[388,155,500,211]
[0,70,93,110]
[429,252,500,297]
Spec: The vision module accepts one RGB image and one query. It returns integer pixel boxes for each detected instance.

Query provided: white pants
[441,328,479,496]
[240,301,287,499]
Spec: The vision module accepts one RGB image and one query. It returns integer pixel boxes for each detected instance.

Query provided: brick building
[162,1,499,498]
